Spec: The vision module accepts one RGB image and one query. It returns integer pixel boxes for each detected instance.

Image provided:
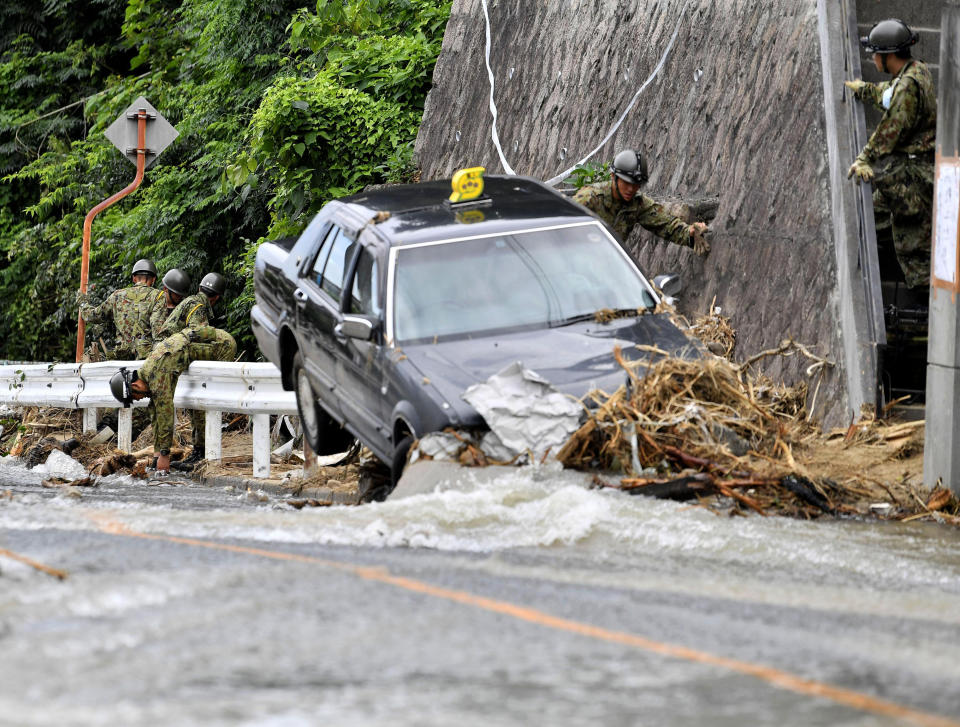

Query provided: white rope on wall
[479,0,690,185]
[480,0,516,175]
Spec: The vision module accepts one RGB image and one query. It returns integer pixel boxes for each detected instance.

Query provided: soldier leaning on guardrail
[77,258,158,360]
[148,268,191,341]
[155,272,227,472]
[109,326,236,476]
[845,18,937,290]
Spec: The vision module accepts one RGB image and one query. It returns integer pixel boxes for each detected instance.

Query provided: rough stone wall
[414,0,848,425]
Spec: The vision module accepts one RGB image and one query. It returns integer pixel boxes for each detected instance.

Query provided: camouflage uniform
[137,326,237,454]
[853,60,937,288]
[156,291,218,447]
[79,282,157,359]
[148,288,172,341]
[157,291,215,338]
[573,181,693,248]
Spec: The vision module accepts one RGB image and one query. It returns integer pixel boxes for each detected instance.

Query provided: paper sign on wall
[934,161,960,285]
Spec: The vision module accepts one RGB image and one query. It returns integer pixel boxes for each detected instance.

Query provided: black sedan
[251,173,696,489]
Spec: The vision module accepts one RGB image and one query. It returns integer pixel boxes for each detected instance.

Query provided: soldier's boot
[173,446,205,472]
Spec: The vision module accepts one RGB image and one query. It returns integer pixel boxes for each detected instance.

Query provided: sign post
[75,96,178,362]
[924,2,960,492]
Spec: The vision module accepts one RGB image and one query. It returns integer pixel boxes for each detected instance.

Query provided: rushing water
[3,453,960,599]
[2,454,960,727]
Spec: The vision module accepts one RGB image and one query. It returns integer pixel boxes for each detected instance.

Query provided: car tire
[292,352,354,455]
[293,352,324,452]
[390,435,414,490]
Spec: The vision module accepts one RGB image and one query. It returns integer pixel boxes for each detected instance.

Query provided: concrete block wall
[415,0,851,425]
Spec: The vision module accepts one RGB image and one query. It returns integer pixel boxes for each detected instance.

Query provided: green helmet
[132,258,158,277]
[199,272,226,298]
[861,18,918,54]
[109,367,137,408]
[162,268,191,297]
[612,149,649,185]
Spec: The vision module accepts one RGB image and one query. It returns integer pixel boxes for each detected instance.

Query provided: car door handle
[294,288,308,308]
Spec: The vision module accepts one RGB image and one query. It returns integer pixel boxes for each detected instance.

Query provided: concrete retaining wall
[415,0,850,425]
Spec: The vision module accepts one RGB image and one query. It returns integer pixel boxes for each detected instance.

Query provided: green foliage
[564,160,611,189]
[243,74,420,235]
[0,0,451,362]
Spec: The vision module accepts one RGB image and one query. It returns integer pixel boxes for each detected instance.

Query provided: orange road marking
[0,547,68,580]
[84,512,960,727]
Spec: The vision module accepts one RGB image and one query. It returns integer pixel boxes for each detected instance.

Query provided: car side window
[349,247,381,316]
[310,225,338,285]
[320,228,355,303]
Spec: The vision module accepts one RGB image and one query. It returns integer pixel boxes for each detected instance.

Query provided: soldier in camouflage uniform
[110,326,237,475]
[155,272,228,469]
[149,268,191,341]
[846,18,937,289]
[573,149,710,256]
[157,272,226,338]
[78,259,158,359]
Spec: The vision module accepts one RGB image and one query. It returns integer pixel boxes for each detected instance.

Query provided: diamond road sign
[103,96,178,169]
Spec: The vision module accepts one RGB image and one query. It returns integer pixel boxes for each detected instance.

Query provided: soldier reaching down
[573,149,710,257]
[109,326,236,475]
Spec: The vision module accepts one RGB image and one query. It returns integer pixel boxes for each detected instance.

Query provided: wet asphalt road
[2,467,960,727]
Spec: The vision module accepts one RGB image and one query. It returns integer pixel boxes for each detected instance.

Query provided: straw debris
[558,344,948,524]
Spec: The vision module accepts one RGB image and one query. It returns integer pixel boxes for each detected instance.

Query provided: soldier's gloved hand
[844,80,867,99]
[847,157,875,185]
[75,290,90,306]
[690,223,710,257]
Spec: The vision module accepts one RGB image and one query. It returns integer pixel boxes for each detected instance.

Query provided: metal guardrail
[842,0,887,350]
[0,360,297,479]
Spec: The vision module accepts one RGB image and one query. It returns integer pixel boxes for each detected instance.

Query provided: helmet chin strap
[881,53,889,74]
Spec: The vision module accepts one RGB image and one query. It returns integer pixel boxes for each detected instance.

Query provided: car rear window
[392,223,657,343]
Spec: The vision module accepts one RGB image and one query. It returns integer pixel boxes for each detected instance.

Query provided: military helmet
[612,149,649,185]
[861,18,918,54]
[162,268,191,297]
[131,258,158,278]
[199,272,226,298]
[109,368,137,408]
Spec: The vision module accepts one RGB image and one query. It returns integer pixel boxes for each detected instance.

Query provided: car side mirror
[652,273,683,298]
[338,314,379,341]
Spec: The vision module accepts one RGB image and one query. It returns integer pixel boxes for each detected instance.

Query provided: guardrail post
[83,407,97,434]
[118,408,133,452]
[205,410,222,463]
[252,413,270,478]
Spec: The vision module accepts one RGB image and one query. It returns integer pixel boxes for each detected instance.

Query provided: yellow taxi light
[449,167,485,203]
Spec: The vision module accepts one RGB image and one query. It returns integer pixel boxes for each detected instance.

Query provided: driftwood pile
[557,344,958,524]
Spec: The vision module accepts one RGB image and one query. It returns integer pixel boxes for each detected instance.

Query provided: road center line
[84,512,960,727]
[0,547,68,580]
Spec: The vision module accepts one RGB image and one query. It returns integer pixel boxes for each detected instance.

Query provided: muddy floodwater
[2,454,960,726]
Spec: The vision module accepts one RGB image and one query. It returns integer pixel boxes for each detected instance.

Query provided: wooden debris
[558,341,949,523]
[286,498,334,509]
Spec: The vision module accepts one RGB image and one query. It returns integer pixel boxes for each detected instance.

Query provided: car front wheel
[293,353,323,452]
[292,352,355,455]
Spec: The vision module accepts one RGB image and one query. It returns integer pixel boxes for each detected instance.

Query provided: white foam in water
[33,449,88,479]
[3,459,960,594]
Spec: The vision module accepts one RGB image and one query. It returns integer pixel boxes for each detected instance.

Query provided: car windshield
[392,223,657,343]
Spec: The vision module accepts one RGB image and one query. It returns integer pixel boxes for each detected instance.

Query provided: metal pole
[924,2,960,493]
[75,110,149,362]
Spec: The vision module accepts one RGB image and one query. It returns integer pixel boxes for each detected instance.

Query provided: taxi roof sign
[449,167,485,203]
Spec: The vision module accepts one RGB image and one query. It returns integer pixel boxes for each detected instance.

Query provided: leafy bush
[0,0,451,361]
[564,160,611,189]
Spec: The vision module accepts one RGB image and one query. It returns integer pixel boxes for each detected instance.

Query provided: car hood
[401,313,699,425]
